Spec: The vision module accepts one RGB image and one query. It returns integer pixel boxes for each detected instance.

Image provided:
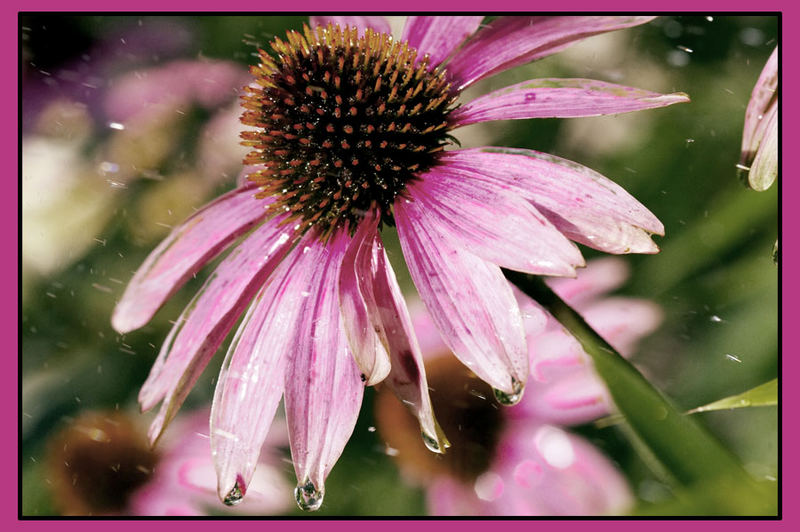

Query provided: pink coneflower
[112,16,687,511]
[739,46,778,191]
[376,259,661,515]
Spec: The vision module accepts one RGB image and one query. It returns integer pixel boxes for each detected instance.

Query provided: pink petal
[339,213,392,386]
[309,15,392,36]
[441,148,664,254]
[446,16,656,91]
[409,168,584,276]
[401,16,485,67]
[209,235,316,503]
[447,16,655,91]
[741,46,778,165]
[546,257,630,307]
[451,78,689,126]
[518,369,612,426]
[395,197,528,395]
[363,222,449,452]
[579,297,662,357]
[139,215,298,443]
[112,185,267,333]
[284,230,364,498]
[747,101,779,191]
[487,424,633,515]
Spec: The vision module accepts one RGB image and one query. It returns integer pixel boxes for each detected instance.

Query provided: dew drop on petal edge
[421,430,446,454]
[294,479,324,512]
[493,377,525,406]
[223,481,245,506]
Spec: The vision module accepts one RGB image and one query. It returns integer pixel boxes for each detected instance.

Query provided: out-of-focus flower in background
[738,46,778,191]
[22,20,249,297]
[45,409,292,516]
[376,258,661,516]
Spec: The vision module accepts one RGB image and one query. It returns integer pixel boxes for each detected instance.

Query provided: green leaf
[687,379,777,414]
[506,272,776,515]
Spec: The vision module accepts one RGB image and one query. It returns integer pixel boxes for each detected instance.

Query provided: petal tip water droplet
[294,479,324,512]
[493,377,524,406]
[223,479,245,506]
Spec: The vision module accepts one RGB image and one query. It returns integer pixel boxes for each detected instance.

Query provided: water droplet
[223,481,245,506]
[421,431,444,454]
[493,377,524,406]
[294,479,324,511]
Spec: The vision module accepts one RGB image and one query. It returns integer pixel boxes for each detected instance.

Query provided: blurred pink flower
[45,409,291,516]
[377,258,661,516]
[739,46,778,191]
[112,16,684,510]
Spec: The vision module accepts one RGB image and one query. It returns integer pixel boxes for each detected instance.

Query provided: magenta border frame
[7,2,794,531]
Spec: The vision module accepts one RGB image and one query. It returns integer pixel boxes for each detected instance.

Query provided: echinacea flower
[376,258,661,515]
[739,46,778,191]
[112,15,687,510]
[44,409,291,516]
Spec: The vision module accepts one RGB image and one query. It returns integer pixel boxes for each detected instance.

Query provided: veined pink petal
[339,214,392,386]
[401,16,485,68]
[747,101,779,191]
[138,214,298,431]
[409,168,584,276]
[441,148,664,254]
[309,15,391,36]
[210,235,314,503]
[447,16,656,91]
[741,46,778,165]
[395,197,528,394]
[111,185,266,334]
[284,230,364,497]
[451,78,689,126]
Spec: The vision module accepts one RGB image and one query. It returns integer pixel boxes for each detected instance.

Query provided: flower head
[112,16,687,511]
[739,46,778,191]
[375,259,661,515]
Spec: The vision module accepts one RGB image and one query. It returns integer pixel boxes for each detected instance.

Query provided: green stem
[505,271,775,514]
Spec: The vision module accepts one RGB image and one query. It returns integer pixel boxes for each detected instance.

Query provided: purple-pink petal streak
[451,78,689,126]
[139,215,298,445]
[408,168,584,276]
[446,16,656,91]
[440,148,664,254]
[111,185,266,334]
[395,197,528,394]
[401,16,485,68]
[284,230,365,495]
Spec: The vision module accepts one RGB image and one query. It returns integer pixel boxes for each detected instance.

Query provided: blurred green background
[21,15,778,516]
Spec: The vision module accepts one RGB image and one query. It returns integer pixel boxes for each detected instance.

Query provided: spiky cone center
[241,23,457,238]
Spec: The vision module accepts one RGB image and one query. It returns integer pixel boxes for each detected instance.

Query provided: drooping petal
[284,230,364,502]
[446,16,656,91]
[451,78,689,126]
[441,148,664,254]
[741,46,778,167]
[747,102,779,191]
[138,214,298,434]
[209,235,314,504]
[112,185,266,333]
[395,197,528,395]
[577,297,663,358]
[401,16,485,68]
[309,15,392,36]
[339,214,392,386]
[408,167,584,276]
